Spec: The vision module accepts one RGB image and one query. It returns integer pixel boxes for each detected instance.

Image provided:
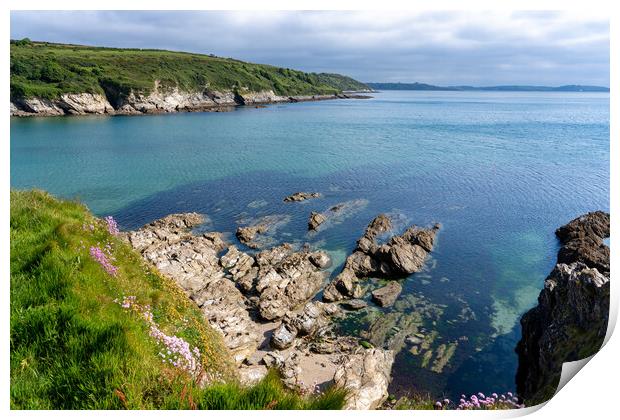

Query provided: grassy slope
[10,40,369,100]
[10,190,345,409]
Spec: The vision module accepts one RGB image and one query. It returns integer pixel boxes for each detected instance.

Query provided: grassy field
[10,39,369,101]
[10,190,345,409]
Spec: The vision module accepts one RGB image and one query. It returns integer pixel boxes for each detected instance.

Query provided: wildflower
[434,402,443,410]
[89,246,118,276]
[104,216,120,236]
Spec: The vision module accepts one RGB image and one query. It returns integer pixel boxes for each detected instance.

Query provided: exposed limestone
[516,211,610,405]
[283,192,321,202]
[11,93,113,116]
[334,348,395,410]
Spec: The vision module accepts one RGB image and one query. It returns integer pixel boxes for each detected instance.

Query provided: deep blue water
[10,91,609,398]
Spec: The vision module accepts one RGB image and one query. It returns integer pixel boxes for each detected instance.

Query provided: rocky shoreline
[10,88,371,117]
[515,211,610,405]
[121,198,440,409]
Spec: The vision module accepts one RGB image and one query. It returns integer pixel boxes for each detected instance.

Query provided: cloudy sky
[10,10,609,86]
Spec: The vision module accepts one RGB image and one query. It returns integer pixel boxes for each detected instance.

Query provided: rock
[235,214,291,249]
[309,250,332,269]
[516,212,610,405]
[554,211,610,274]
[283,192,321,202]
[271,322,299,350]
[342,299,368,310]
[125,214,261,365]
[220,246,257,292]
[262,351,302,390]
[334,349,395,410]
[323,214,440,302]
[238,365,268,386]
[255,247,327,320]
[308,211,327,230]
[323,268,364,302]
[270,301,340,349]
[371,281,402,307]
[236,224,268,248]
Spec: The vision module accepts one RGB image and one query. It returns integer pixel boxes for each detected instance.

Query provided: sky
[10,10,610,86]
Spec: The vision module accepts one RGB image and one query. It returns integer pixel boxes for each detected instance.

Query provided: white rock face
[12,93,113,116]
[334,349,395,410]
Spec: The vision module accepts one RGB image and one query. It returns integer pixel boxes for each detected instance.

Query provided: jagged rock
[334,349,395,410]
[255,247,327,320]
[308,211,327,230]
[238,365,268,386]
[236,224,268,248]
[342,299,368,310]
[283,192,321,202]
[271,322,299,350]
[235,214,291,249]
[220,246,257,292]
[516,211,610,406]
[371,281,402,307]
[262,351,302,390]
[125,214,261,365]
[323,215,440,302]
[323,268,364,302]
[309,250,332,269]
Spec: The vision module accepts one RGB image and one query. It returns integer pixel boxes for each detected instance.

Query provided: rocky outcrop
[255,247,328,321]
[11,81,364,117]
[125,213,260,365]
[235,214,290,249]
[371,281,402,307]
[324,215,440,302]
[271,301,341,349]
[308,211,327,230]
[12,93,114,116]
[516,211,610,405]
[283,192,321,202]
[334,349,395,410]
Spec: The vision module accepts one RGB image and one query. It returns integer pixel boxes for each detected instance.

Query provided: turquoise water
[11,91,609,398]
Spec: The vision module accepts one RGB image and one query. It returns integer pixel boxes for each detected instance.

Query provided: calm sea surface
[11,91,609,398]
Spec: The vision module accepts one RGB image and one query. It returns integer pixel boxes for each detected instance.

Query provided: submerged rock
[283,192,321,202]
[516,211,610,405]
[334,348,395,410]
[371,281,402,307]
[235,214,291,249]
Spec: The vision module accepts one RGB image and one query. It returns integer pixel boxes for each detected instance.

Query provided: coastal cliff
[515,211,610,405]
[10,40,370,117]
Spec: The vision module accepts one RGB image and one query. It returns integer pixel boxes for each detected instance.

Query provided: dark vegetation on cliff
[10,39,369,101]
[10,190,345,409]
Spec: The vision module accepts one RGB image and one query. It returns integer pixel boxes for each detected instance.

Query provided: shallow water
[11,91,609,398]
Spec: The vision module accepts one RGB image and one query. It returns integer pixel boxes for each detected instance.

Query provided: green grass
[10,190,346,409]
[10,39,369,101]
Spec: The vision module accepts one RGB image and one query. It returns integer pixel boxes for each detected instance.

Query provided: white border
[2,1,616,418]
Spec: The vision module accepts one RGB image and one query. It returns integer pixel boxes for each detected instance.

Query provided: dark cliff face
[515,211,610,406]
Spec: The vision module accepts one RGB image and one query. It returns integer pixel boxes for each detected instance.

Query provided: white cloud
[10,10,609,86]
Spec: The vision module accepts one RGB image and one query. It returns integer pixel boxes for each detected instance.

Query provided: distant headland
[366,82,609,92]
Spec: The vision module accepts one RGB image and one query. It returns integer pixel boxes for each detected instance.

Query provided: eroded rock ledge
[515,211,610,405]
[11,87,370,117]
[124,212,395,409]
